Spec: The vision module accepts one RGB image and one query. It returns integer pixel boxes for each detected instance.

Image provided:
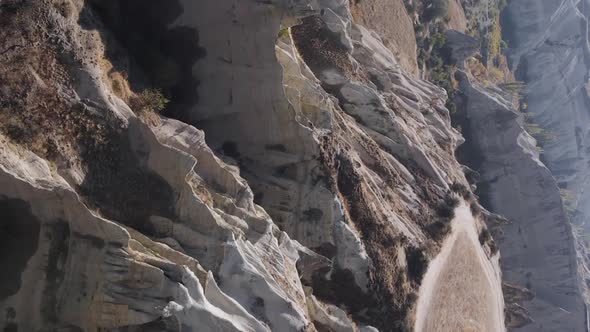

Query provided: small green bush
[131,89,169,113]
[278,27,290,39]
[560,189,576,214]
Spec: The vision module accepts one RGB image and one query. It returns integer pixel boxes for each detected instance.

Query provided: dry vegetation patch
[292,16,359,81]
[0,0,176,229]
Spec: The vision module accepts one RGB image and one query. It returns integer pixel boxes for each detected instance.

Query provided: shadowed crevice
[0,199,41,300]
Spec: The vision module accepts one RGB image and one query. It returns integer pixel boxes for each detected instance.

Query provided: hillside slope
[0,0,506,331]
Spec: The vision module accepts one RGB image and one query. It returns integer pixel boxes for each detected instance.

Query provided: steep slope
[504,0,590,236]
[415,202,504,332]
[501,0,590,329]
[454,69,587,331]
[445,23,590,328]
[0,0,504,331]
[349,0,419,75]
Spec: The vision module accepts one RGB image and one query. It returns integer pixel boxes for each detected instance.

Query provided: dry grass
[0,1,112,167]
[99,57,133,102]
[350,0,419,75]
[466,56,511,86]
[488,15,503,62]
[292,16,359,80]
[313,110,456,331]
[0,1,176,227]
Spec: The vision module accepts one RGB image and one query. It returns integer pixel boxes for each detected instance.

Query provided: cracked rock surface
[0,0,506,331]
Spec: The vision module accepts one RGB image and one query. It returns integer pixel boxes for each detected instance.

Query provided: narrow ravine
[414,202,505,332]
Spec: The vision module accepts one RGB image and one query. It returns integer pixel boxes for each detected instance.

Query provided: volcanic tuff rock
[0,0,504,331]
[453,68,588,331]
[504,0,590,231]
[503,0,590,329]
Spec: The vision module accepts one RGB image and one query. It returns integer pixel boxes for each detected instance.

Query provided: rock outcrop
[447,16,590,326]
[0,0,505,331]
[502,0,590,329]
[454,69,588,331]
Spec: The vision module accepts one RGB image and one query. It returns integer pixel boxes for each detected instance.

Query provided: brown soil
[350,0,419,75]
[314,114,454,331]
[0,0,176,230]
[447,0,468,32]
[291,16,361,81]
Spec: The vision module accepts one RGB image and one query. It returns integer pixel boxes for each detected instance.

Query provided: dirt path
[414,202,505,332]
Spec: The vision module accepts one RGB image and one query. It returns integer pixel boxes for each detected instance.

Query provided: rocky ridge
[0,0,508,331]
[445,1,590,325]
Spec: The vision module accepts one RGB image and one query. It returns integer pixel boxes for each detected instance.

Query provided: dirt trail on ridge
[414,202,505,332]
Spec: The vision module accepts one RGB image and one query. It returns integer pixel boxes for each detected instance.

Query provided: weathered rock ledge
[0,0,505,331]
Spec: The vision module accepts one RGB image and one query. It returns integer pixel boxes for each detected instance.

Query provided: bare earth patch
[350,0,418,75]
[414,202,505,332]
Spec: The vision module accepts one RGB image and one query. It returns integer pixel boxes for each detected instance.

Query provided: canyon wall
[446,0,590,328]
[503,0,590,329]
[0,0,506,331]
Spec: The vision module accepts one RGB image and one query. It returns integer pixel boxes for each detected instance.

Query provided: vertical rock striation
[454,70,587,331]
[448,3,590,323]
[0,0,506,331]
[502,0,590,329]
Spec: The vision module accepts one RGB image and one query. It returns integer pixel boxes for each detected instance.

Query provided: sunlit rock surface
[0,0,504,331]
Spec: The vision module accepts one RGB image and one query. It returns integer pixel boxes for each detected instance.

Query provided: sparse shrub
[278,27,290,39]
[524,122,556,143]
[424,0,449,21]
[427,193,459,241]
[414,24,425,34]
[130,89,169,114]
[479,228,491,245]
[488,67,505,83]
[500,81,526,94]
[430,32,447,50]
[479,228,499,255]
[470,201,482,217]
[436,195,460,219]
[405,1,417,14]
[490,241,499,255]
[406,246,429,283]
[487,16,503,61]
[560,188,576,215]
[450,182,471,200]
[427,220,451,242]
[419,32,459,116]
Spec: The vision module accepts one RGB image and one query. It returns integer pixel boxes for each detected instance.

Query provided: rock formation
[5,0,586,331]
[445,0,590,326]
[454,68,588,331]
[501,0,590,329]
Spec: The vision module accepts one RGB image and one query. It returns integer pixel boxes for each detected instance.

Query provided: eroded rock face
[454,67,588,331]
[0,0,504,331]
[349,0,419,75]
[497,0,590,329]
